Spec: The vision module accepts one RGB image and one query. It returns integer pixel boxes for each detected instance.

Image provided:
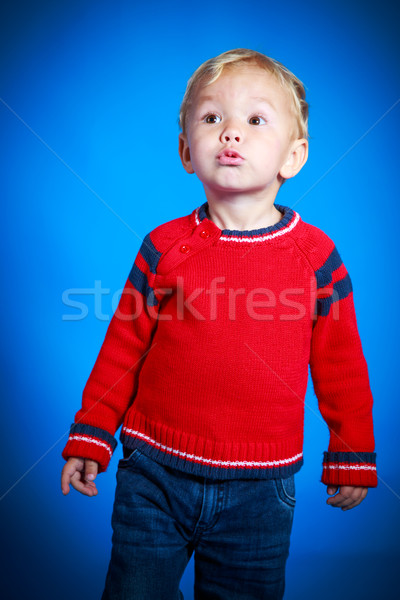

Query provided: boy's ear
[178,133,195,174]
[279,138,308,180]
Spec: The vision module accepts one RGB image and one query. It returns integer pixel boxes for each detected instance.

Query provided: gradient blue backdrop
[1,1,399,598]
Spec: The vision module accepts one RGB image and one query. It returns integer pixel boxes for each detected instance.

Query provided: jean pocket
[274,475,296,508]
[117,448,142,469]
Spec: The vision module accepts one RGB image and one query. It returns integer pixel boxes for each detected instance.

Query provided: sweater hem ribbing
[120,411,304,480]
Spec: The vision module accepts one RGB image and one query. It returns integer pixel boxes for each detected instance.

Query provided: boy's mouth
[217,148,244,166]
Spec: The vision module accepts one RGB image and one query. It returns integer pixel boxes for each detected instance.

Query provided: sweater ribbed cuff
[62,423,118,473]
[321,451,377,487]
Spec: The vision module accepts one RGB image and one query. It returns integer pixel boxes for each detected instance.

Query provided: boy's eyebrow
[195,95,276,111]
[251,96,276,110]
[196,95,217,104]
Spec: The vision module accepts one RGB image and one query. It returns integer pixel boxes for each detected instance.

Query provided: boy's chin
[203,180,279,197]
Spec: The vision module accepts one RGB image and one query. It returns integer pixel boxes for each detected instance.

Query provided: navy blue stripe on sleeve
[316,273,353,316]
[140,233,162,274]
[128,234,162,306]
[128,264,159,306]
[70,423,118,451]
[315,246,343,289]
[323,451,376,465]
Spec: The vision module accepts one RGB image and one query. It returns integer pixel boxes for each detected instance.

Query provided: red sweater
[62,202,377,487]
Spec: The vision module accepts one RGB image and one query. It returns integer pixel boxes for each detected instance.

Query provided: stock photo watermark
[62,276,340,322]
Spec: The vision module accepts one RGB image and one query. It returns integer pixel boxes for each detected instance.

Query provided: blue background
[1,1,399,598]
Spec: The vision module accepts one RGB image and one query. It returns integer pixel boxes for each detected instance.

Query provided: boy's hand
[61,457,99,497]
[326,485,368,511]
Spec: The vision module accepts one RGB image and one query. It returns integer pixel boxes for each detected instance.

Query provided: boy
[61,49,377,599]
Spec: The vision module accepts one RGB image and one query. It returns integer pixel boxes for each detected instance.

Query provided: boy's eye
[249,115,266,125]
[203,114,221,124]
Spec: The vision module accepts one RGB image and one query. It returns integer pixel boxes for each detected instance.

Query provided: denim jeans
[101,448,296,600]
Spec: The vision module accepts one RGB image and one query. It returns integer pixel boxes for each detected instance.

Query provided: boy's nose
[220,121,241,144]
[222,133,241,143]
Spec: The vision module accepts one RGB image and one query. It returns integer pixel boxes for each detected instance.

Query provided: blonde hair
[179,48,309,140]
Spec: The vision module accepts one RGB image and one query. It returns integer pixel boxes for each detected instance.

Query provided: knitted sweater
[62,202,377,486]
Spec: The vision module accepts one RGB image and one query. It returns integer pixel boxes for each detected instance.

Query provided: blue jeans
[101,448,296,600]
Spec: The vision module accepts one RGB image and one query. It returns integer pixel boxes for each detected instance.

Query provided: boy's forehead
[194,66,290,109]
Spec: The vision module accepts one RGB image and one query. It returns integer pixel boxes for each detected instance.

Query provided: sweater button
[179,244,191,253]
[200,229,210,239]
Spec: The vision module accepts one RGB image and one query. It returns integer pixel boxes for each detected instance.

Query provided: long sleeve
[309,244,377,487]
[62,233,161,472]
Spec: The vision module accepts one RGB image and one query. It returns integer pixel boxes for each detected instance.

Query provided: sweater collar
[194,202,300,243]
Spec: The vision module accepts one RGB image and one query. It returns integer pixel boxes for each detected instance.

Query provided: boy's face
[179,65,307,200]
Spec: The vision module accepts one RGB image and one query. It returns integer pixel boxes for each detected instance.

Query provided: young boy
[61,49,377,599]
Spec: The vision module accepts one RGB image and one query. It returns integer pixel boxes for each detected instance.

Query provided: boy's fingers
[61,466,70,495]
[61,458,99,497]
[326,486,368,510]
[342,487,368,510]
[327,488,350,506]
[326,486,338,495]
[330,494,351,508]
[61,458,83,495]
[342,498,361,511]
[84,459,99,482]
[337,493,362,510]
[70,470,98,496]
[61,468,71,495]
